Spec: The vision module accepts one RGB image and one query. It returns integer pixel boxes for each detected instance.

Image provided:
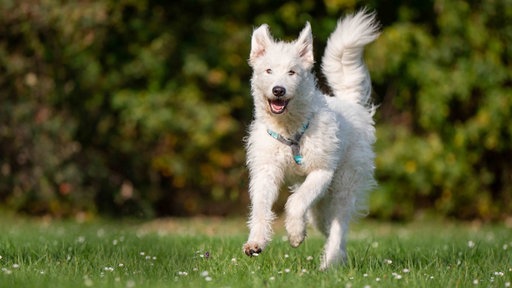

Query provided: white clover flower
[205,276,212,282]
[284,268,291,273]
[392,272,402,280]
[468,241,475,248]
[473,279,479,285]
[384,259,393,264]
[126,280,136,288]
[12,264,20,269]
[306,256,314,261]
[200,271,209,277]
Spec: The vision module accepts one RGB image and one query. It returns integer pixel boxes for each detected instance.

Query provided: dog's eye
[265,69,272,74]
[288,70,296,76]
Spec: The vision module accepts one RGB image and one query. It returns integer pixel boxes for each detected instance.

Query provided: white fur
[243,10,380,270]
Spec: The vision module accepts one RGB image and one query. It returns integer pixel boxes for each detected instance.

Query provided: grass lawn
[0,215,511,288]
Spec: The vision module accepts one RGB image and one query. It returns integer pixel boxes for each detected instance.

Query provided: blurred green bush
[0,0,510,220]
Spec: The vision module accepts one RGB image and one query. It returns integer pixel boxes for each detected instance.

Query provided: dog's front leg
[285,169,334,247]
[243,165,282,256]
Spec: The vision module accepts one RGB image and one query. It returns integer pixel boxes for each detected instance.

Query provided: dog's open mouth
[268,99,289,114]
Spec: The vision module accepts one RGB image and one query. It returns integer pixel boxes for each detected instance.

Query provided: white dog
[243,10,380,270]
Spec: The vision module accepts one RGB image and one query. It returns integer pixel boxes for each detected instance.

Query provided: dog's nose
[272,86,286,97]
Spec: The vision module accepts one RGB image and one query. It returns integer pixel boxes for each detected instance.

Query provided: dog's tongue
[270,99,287,113]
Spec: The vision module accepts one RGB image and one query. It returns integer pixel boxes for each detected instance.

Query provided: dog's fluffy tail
[321,10,380,105]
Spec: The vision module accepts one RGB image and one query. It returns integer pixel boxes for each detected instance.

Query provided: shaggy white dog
[243,10,380,270]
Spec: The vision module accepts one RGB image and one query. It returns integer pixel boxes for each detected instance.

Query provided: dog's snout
[272,86,286,97]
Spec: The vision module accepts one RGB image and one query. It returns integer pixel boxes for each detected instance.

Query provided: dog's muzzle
[269,86,288,114]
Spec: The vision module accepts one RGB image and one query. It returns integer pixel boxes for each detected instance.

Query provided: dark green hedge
[0,0,510,220]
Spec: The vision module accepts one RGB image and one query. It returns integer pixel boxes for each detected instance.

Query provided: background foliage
[0,0,510,220]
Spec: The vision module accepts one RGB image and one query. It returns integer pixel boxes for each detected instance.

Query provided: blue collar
[267,121,310,165]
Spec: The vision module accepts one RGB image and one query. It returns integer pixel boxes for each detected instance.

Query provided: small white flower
[200,271,209,277]
[306,256,314,261]
[118,263,124,267]
[403,268,410,273]
[231,258,237,263]
[375,278,381,282]
[468,241,476,248]
[12,264,20,269]
[284,254,289,258]
[284,268,291,273]
[494,271,504,276]
[363,273,368,277]
[104,267,114,272]
[473,279,479,285]
[205,276,212,282]
[384,259,393,264]
[504,281,510,287]
[269,276,275,281]
[140,252,145,256]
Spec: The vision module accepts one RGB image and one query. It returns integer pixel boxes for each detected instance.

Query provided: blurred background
[0,0,510,221]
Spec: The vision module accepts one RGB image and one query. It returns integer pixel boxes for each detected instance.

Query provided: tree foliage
[0,0,510,220]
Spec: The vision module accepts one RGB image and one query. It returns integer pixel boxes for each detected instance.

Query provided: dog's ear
[249,24,273,66]
[296,22,314,69]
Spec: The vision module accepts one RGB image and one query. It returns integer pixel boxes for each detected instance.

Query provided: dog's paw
[243,242,263,257]
[288,232,306,248]
[285,216,307,248]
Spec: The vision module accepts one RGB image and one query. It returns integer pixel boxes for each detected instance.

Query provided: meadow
[0,216,510,287]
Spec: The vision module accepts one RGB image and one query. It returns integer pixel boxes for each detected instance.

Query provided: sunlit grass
[0,216,511,287]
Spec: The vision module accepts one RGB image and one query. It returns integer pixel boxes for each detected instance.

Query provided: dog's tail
[321,9,380,105]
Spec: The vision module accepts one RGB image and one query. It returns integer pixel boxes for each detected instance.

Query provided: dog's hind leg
[319,202,352,270]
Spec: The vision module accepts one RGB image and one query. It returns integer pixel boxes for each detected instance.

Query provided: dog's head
[249,23,314,116]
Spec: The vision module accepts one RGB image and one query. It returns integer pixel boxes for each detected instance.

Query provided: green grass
[0,216,511,288]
